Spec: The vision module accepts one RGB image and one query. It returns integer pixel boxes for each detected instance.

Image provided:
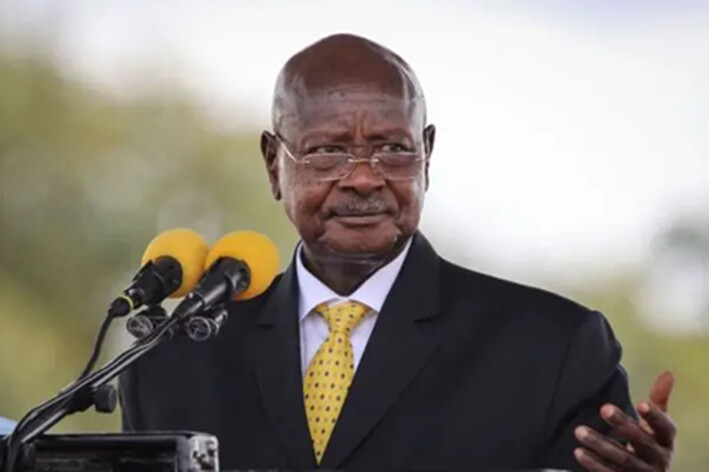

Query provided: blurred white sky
[2,0,708,280]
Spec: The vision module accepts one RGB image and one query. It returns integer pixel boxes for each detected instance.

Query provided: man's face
[262,84,434,260]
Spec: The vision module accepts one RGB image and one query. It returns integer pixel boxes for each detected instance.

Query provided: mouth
[328,200,392,226]
[330,212,390,226]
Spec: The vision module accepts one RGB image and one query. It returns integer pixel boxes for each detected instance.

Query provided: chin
[319,225,403,260]
[328,243,392,260]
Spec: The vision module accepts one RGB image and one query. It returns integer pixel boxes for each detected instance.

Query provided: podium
[2,432,572,471]
[5,432,218,471]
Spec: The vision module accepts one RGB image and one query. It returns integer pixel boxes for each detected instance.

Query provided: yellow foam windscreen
[141,228,209,298]
[205,231,280,300]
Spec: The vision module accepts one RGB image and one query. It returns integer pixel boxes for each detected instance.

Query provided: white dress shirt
[296,239,412,377]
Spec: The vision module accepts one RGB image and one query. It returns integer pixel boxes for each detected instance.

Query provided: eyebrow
[299,129,353,147]
[364,127,414,142]
[299,127,414,149]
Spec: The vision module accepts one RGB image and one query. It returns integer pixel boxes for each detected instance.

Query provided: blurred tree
[634,219,709,335]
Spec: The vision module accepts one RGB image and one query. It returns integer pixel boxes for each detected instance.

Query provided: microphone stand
[3,255,251,471]
[1,312,183,471]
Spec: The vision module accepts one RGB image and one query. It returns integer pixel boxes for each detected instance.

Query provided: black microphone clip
[184,305,229,342]
[125,305,174,340]
[126,304,229,342]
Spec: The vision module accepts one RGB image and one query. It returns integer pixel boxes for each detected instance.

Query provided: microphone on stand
[124,230,280,342]
[171,230,280,321]
[79,228,209,379]
[108,228,209,318]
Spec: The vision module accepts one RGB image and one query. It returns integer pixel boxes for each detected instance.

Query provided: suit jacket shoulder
[441,257,598,331]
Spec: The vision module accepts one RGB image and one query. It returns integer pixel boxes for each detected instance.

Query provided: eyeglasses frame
[274,134,429,182]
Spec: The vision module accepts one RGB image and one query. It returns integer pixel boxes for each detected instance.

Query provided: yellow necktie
[303,301,370,463]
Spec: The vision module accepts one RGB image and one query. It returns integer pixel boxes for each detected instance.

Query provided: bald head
[272,34,426,132]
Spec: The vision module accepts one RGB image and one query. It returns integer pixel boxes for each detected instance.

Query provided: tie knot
[316,301,370,334]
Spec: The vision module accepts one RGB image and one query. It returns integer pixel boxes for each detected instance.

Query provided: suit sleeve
[118,365,145,432]
[541,310,636,471]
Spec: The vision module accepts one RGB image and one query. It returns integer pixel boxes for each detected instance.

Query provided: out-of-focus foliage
[0,52,707,470]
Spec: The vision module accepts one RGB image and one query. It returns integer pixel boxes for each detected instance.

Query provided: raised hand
[574,371,676,471]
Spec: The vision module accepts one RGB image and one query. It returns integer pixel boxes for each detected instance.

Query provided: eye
[379,143,408,153]
[309,145,344,154]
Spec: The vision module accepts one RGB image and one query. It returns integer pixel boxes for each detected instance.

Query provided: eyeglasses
[276,135,427,182]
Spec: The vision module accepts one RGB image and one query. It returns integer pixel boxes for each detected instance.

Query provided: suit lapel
[320,233,442,468]
[248,264,317,468]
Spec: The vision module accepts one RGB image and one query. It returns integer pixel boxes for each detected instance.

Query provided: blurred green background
[1,7,708,469]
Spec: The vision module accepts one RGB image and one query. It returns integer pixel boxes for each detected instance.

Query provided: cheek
[391,177,426,224]
[281,171,333,236]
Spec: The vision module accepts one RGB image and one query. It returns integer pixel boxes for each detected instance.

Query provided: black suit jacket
[119,233,634,471]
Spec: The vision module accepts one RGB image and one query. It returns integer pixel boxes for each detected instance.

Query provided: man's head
[261,34,435,266]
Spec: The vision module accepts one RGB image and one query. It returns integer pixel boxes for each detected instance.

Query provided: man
[120,34,676,471]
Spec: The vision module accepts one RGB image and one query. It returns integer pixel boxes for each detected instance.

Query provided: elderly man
[120,34,676,471]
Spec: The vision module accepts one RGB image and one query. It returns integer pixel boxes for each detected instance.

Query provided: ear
[423,124,436,191]
[260,131,282,200]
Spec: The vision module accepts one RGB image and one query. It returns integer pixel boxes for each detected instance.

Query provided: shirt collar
[295,238,413,322]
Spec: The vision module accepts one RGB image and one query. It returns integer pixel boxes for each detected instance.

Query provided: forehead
[278,86,424,142]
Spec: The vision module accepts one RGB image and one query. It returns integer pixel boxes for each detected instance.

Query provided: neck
[301,240,408,296]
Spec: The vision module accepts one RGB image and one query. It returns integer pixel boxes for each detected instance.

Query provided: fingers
[600,404,666,465]
[575,426,653,471]
[649,370,674,412]
[574,447,616,472]
[638,401,677,448]
[636,416,653,436]
[575,386,676,472]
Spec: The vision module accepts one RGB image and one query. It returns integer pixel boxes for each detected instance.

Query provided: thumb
[649,370,675,413]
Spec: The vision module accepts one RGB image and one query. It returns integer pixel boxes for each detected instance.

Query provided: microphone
[108,228,209,318]
[171,231,280,321]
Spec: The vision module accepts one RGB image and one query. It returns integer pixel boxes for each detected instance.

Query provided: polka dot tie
[303,301,370,463]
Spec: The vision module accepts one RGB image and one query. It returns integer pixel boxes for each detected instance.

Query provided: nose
[337,159,386,195]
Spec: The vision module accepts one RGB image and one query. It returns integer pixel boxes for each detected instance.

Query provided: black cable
[78,313,115,380]
[2,311,117,471]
